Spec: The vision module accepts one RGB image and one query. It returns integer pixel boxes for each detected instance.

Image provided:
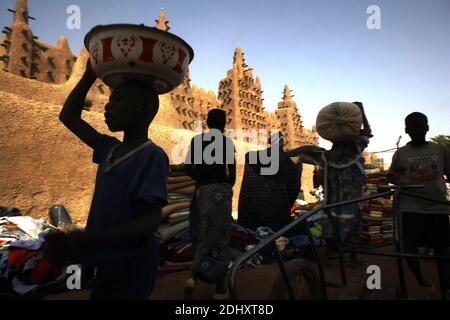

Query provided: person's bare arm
[184,138,197,180]
[74,202,162,249]
[227,139,237,187]
[59,60,101,149]
[387,152,399,184]
[45,202,162,263]
[353,102,373,138]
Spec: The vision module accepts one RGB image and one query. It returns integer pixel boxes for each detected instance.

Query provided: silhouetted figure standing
[45,61,168,300]
[388,112,449,299]
[238,132,301,235]
[184,109,236,300]
[315,102,373,262]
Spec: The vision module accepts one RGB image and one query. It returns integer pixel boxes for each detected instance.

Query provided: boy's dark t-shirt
[83,134,169,263]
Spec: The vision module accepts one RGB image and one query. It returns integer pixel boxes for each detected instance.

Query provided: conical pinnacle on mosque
[282,84,294,101]
[11,0,34,24]
[155,8,170,31]
[233,44,246,68]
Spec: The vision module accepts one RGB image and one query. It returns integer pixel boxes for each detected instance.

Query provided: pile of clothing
[157,171,195,267]
[228,224,276,266]
[0,209,66,297]
[239,206,325,263]
[230,222,323,268]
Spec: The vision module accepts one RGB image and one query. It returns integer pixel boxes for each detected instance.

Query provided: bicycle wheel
[270,258,323,300]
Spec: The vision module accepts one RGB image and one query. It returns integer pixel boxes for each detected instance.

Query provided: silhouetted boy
[388,112,449,299]
[45,60,168,300]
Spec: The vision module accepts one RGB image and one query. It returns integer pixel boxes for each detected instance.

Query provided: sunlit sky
[1,0,449,163]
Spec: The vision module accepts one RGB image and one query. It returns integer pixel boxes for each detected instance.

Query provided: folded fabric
[171,186,195,195]
[361,233,381,237]
[9,234,46,251]
[30,258,57,285]
[169,211,190,219]
[0,251,9,278]
[7,248,37,268]
[168,181,196,193]
[169,171,190,177]
[12,276,38,295]
[164,237,191,251]
[164,242,194,263]
[369,202,383,207]
[362,226,381,230]
[156,221,190,244]
[173,229,191,242]
[168,194,193,201]
[168,176,194,184]
[0,234,22,243]
[168,215,190,226]
[162,201,191,220]
[361,232,381,236]
[0,216,46,239]
[169,208,190,215]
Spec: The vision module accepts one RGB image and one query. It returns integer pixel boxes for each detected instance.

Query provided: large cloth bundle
[316,102,362,142]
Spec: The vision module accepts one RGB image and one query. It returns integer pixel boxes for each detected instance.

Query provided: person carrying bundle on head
[314,102,373,266]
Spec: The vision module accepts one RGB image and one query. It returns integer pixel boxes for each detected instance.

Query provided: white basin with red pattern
[84,24,194,94]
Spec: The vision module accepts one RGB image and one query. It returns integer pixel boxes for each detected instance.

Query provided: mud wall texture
[0,84,314,225]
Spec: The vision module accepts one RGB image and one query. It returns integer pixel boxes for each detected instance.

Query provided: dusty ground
[43,246,444,301]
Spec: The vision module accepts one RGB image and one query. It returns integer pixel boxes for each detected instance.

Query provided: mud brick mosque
[0,0,319,222]
[1,0,318,149]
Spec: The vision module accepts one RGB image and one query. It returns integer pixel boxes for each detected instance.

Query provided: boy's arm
[74,201,162,249]
[387,151,399,184]
[353,102,373,138]
[227,139,237,187]
[59,60,101,149]
[228,160,237,188]
[44,202,162,263]
[184,138,197,180]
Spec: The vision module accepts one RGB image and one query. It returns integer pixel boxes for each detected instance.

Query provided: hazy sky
[1,0,449,162]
